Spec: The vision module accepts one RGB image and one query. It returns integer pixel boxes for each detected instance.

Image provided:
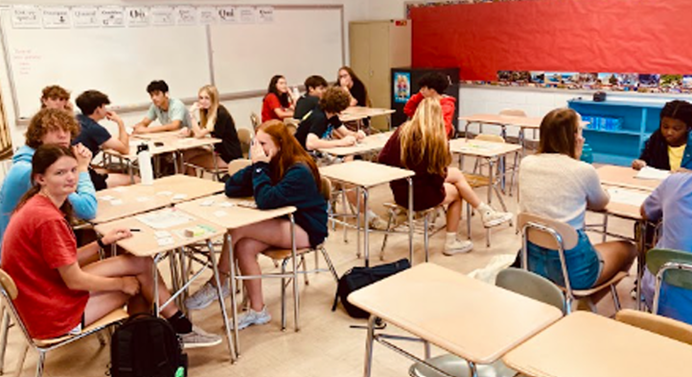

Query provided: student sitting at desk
[404,72,455,138]
[519,108,636,293]
[261,75,294,123]
[379,98,512,255]
[632,100,692,171]
[294,87,387,229]
[294,75,328,121]
[0,109,96,247]
[40,85,74,114]
[1,144,221,347]
[185,121,327,330]
[132,80,192,134]
[74,90,134,190]
[337,66,370,107]
[640,171,692,324]
[182,85,242,175]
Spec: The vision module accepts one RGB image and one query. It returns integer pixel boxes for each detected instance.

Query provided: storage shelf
[583,128,641,136]
[592,152,636,166]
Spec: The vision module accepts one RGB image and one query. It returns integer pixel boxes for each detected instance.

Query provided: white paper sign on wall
[11,5,42,29]
[125,7,149,27]
[151,6,174,26]
[72,6,100,28]
[256,7,274,23]
[217,7,237,24]
[42,7,71,29]
[198,7,218,24]
[175,6,197,26]
[238,7,256,24]
[99,6,125,28]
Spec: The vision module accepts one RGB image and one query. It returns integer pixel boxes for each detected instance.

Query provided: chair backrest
[320,176,332,201]
[250,112,260,130]
[475,134,505,143]
[496,268,566,314]
[499,109,528,117]
[616,309,692,346]
[0,269,37,347]
[0,269,17,300]
[286,123,298,136]
[646,248,692,291]
[227,159,252,176]
[237,128,252,158]
[517,213,579,250]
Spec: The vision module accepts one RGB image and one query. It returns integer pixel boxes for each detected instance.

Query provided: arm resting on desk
[68,172,97,220]
[252,162,313,209]
[225,165,254,198]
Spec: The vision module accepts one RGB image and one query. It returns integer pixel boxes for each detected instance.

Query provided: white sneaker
[230,306,272,330]
[480,207,513,228]
[179,326,223,349]
[185,279,230,310]
[368,215,389,231]
[443,239,474,256]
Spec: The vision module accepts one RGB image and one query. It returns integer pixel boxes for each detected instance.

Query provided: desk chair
[239,176,339,331]
[379,204,444,263]
[250,112,260,130]
[409,268,566,377]
[499,109,534,141]
[517,213,627,313]
[0,270,127,377]
[647,248,692,317]
[616,309,692,345]
[237,128,252,159]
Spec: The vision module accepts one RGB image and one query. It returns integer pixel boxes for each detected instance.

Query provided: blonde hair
[198,85,220,132]
[399,98,450,176]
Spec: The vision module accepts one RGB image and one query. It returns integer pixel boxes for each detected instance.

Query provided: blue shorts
[526,230,603,290]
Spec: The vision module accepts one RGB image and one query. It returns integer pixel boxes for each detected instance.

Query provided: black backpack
[332,258,411,318]
[110,313,187,377]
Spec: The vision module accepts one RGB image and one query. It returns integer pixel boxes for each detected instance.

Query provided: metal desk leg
[486,158,495,247]
[363,186,370,268]
[211,150,220,181]
[356,186,362,259]
[363,315,377,377]
[464,121,471,140]
[637,221,647,311]
[226,233,240,357]
[206,239,236,363]
[290,214,300,331]
[407,178,414,264]
[152,253,163,315]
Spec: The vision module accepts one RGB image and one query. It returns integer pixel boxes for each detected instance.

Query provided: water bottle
[137,143,154,185]
[580,142,593,164]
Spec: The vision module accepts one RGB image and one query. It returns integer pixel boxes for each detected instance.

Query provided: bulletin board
[411,0,692,81]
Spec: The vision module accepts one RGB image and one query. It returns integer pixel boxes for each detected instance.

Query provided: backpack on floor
[110,313,187,377]
[332,258,411,319]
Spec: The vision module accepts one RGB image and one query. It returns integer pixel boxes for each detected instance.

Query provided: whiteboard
[1,10,210,119]
[209,7,343,94]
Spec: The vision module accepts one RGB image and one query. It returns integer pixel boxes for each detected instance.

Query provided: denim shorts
[526,230,603,290]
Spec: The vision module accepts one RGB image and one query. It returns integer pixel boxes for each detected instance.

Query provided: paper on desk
[172,194,188,201]
[636,166,670,180]
[607,188,650,207]
[99,195,115,201]
[157,237,175,246]
[110,199,123,206]
[136,208,192,229]
[136,197,152,202]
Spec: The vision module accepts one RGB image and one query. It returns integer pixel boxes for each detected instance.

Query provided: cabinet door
[349,22,371,90]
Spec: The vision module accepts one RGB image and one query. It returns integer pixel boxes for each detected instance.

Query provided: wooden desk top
[503,311,692,377]
[319,160,414,188]
[92,175,224,224]
[318,131,393,156]
[348,263,563,364]
[132,131,181,140]
[175,194,296,230]
[449,138,522,158]
[105,137,221,160]
[94,208,225,257]
[600,184,651,221]
[597,165,662,191]
[340,107,395,122]
[459,114,588,129]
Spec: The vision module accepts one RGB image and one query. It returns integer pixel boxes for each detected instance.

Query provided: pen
[130,229,141,232]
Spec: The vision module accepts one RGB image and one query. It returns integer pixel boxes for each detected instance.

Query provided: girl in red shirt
[1,145,220,348]
[261,75,294,123]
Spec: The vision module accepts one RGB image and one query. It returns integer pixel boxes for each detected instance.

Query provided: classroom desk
[93,209,235,362]
[175,194,296,358]
[319,160,415,266]
[348,263,563,377]
[597,165,664,191]
[317,131,393,157]
[503,311,692,377]
[92,175,224,224]
[104,136,221,180]
[340,107,396,130]
[132,130,181,140]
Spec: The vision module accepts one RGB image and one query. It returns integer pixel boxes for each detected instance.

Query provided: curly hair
[40,85,70,108]
[319,87,351,114]
[25,108,80,149]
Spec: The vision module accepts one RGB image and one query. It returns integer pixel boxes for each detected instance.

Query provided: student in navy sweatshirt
[185,120,327,330]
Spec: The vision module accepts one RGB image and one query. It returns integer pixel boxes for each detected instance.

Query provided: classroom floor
[2,162,639,377]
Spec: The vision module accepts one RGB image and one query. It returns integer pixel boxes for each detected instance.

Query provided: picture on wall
[530,71,545,84]
[683,75,692,89]
[638,74,661,88]
[394,72,411,103]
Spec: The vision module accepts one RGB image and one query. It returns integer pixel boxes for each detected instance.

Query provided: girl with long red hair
[185,120,328,330]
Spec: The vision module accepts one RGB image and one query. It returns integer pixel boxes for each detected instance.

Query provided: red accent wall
[411,0,692,81]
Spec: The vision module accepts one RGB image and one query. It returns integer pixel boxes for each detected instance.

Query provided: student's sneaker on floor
[179,326,223,349]
[479,206,513,228]
[443,239,474,256]
[230,306,272,330]
[368,215,389,231]
[184,279,230,310]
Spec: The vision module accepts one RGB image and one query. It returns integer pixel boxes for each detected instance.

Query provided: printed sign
[175,6,197,25]
[238,7,256,23]
[198,7,218,24]
[99,6,125,28]
[125,7,150,27]
[72,6,100,28]
[11,5,41,28]
[42,7,71,28]
[256,7,274,23]
[217,7,237,24]
[151,6,174,26]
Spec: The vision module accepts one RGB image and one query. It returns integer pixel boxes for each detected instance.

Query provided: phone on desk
[154,142,164,147]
